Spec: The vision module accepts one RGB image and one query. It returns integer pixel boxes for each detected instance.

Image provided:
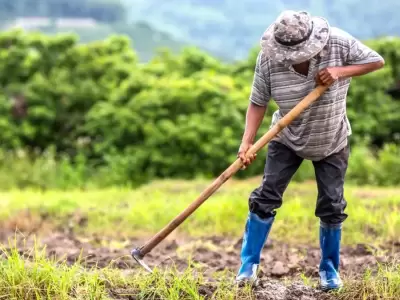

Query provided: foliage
[1,141,400,190]
[39,21,188,62]
[125,0,400,60]
[0,30,399,188]
[0,0,194,63]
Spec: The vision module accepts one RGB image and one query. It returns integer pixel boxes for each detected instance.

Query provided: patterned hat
[260,10,330,65]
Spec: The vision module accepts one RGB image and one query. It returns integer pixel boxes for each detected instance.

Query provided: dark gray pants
[249,140,350,225]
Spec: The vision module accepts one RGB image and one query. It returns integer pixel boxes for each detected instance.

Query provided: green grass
[337,260,400,300]
[0,178,399,247]
[0,238,253,300]
[0,179,399,299]
[0,239,107,299]
[0,240,398,299]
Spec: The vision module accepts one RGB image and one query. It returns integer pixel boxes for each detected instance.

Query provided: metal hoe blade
[131,248,153,273]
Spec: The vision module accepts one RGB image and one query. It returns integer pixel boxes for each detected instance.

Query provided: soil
[0,229,398,300]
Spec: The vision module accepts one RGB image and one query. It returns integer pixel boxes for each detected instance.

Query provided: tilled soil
[0,230,399,300]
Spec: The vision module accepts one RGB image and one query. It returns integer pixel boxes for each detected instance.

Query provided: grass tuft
[337,258,400,300]
[0,237,107,300]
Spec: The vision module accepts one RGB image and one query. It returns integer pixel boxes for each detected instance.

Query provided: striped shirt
[250,27,384,161]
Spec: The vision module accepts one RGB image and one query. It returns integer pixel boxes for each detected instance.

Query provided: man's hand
[237,140,256,170]
[316,61,385,86]
[316,67,341,86]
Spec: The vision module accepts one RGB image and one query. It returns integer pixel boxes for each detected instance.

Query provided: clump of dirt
[254,280,334,300]
[108,279,336,300]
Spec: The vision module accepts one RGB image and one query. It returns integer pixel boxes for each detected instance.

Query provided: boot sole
[320,284,343,293]
[235,278,259,288]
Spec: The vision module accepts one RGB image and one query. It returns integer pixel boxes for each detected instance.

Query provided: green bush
[0,30,399,188]
[0,143,399,190]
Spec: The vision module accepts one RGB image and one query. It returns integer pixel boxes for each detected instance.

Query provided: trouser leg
[236,141,303,283]
[249,140,304,219]
[312,143,350,291]
[313,143,350,225]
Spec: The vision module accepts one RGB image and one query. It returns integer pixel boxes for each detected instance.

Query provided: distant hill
[1,17,189,62]
[0,0,126,23]
[0,0,197,62]
[124,0,400,60]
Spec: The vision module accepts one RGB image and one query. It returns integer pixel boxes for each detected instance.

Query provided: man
[235,10,384,291]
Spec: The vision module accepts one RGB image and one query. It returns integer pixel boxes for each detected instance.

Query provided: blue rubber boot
[235,212,274,284]
[319,221,343,291]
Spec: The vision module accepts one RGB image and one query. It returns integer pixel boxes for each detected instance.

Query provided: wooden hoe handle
[136,85,329,257]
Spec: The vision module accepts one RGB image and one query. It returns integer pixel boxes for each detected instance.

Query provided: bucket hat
[260,10,330,65]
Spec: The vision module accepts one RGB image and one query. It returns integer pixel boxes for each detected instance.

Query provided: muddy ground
[0,227,398,300]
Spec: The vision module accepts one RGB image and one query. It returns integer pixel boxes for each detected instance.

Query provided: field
[0,177,398,300]
[0,10,398,300]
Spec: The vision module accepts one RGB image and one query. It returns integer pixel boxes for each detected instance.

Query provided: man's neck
[292,61,310,76]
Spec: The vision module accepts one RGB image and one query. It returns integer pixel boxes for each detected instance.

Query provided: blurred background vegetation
[0,0,399,190]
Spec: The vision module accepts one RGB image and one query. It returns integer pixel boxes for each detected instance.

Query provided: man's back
[251,27,383,161]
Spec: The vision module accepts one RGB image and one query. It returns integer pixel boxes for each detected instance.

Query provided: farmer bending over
[236,10,384,291]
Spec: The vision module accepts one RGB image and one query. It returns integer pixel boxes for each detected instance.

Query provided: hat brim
[260,16,330,65]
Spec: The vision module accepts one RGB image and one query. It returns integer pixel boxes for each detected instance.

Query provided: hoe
[131,84,330,273]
